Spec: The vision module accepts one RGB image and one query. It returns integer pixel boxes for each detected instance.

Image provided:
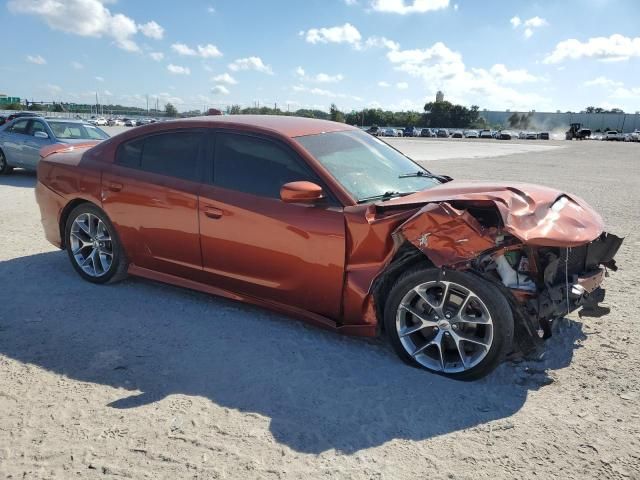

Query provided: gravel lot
[1,138,639,479]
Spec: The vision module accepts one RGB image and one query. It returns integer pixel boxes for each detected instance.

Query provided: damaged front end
[371,182,623,353]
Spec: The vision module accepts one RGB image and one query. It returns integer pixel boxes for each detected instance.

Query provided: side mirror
[34,131,49,139]
[280,181,324,204]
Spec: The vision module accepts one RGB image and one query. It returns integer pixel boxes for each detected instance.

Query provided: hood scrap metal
[394,202,498,268]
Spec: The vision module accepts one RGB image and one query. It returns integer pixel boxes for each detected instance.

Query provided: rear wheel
[64,204,128,284]
[0,149,13,175]
[384,268,513,380]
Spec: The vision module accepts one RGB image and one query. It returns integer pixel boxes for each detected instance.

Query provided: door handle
[203,206,223,219]
[107,181,123,192]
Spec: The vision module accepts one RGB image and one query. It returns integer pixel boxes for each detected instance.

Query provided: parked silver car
[0,118,109,174]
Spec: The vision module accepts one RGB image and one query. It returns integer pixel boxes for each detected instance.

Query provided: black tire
[0,149,13,175]
[384,267,514,380]
[64,203,128,284]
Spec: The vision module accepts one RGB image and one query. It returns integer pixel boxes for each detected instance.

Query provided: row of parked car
[595,130,640,142]
[365,125,551,140]
[87,116,160,127]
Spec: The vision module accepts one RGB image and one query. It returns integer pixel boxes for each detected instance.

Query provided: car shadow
[0,251,586,454]
[0,169,37,188]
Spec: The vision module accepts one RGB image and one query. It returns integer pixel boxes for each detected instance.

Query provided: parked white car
[464,130,479,138]
[605,131,623,141]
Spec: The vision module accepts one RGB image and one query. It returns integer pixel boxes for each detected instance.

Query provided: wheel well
[59,199,97,248]
[371,242,434,332]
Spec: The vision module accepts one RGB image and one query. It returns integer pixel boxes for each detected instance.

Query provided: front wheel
[384,268,514,380]
[64,203,128,284]
[0,149,13,175]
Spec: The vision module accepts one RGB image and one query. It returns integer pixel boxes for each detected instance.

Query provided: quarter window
[214,133,316,198]
[116,131,204,181]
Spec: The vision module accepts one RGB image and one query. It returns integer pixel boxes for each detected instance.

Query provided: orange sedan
[34,116,622,379]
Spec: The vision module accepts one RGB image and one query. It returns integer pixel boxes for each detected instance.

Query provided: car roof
[159,115,357,138]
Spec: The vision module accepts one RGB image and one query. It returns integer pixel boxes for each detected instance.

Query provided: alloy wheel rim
[0,152,6,170]
[70,213,113,277]
[395,280,493,373]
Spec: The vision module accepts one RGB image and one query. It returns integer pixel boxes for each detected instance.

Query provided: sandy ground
[0,138,639,479]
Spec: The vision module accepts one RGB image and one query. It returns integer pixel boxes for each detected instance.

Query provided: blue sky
[3,0,640,113]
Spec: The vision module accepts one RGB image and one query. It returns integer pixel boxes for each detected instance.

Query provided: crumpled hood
[379,180,605,247]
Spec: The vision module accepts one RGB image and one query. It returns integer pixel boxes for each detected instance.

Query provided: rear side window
[116,131,203,181]
[117,138,144,168]
[214,133,315,198]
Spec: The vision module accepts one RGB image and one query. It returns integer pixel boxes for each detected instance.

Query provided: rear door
[102,129,206,278]
[198,131,346,319]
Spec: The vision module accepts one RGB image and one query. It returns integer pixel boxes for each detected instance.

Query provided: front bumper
[524,232,623,339]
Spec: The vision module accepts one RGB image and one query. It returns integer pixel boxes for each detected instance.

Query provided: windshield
[49,122,109,140]
[295,129,441,202]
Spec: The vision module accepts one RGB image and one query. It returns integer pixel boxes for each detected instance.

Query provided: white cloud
[228,56,273,74]
[396,82,409,89]
[524,16,548,28]
[453,3,458,10]
[149,51,164,61]
[370,0,450,15]
[364,36,400,50]
[71,61,83,69]
[583,76,624,88]
[302,23,362,47]
[26,54,46,64]
[138,20,164,40]
[544,34,640,64]
[315,73,344,83]
[611,86,640,99]
[385,41,548,110]
[95,76,104,82]
[378,81,391,87]
[292,84,362,101]
[344,0,358,4]
[167,64,191,75]
[488,64,541,84]
[211,85,230,95]
[207,6,215,13]
[511,15,548,38]
[296,67,344,83]
[211,73,237,85]
[171,43,222,58]
[8,0,149,52]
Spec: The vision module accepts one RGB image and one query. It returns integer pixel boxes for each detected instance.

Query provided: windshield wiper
[399,170,436,179]
[399,170,451,183]
[357,191,415,204]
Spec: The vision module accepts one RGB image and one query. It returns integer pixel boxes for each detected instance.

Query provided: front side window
[214,133,316,198]
[9,119,29,134]
[30,121,47,136]
[116,131,203,181]
[295,129,441,202]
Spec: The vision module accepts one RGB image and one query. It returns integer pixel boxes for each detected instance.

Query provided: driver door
[198,131,346,320]
[23,119,54,169]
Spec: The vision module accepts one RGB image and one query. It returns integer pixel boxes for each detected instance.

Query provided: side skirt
[127,264,377,337]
